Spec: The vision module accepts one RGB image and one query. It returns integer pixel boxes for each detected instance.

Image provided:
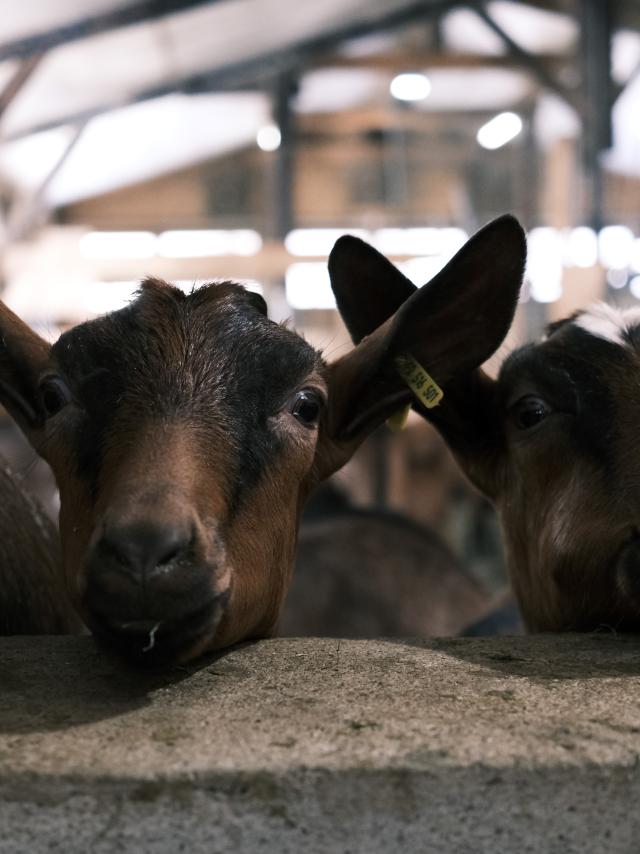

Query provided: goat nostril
[158,550,176,566]
[156,541,183,567]
[97,521,194,578]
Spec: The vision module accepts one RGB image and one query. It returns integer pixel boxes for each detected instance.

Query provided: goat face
[333,225,640,632]
[14,280,335,663]
[485,304,640,631]
[0,216,524,664]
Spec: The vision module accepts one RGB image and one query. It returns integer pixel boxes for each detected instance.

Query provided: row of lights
[284,226,640,266]
[85,278,263,316]
[79,225,640,267]
[79,225,640,310]
[79,227,470,261]
[286,226,640,310]
[80,229,263,260]
[388,73,524,150]
[527,225,640,303]
[255,73,523,152]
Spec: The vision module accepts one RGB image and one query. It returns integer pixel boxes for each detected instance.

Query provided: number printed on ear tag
[394,353,444,409]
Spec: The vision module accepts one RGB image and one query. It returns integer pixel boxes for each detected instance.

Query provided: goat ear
[324,214,525,445]
[328,236,416,344]
[0,302,50,442]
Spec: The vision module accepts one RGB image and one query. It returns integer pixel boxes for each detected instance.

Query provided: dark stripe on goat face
[50,280,322,510]
[498,325,632,476]
[482,308,640,633]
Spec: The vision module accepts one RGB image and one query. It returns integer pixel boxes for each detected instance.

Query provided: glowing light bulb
[477,112,523,150]
[390,73,431,102]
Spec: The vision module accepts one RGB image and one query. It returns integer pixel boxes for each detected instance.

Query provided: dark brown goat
[0,458,79,634]
[0,215,524,663]
[331,219,640,633]
[281,490,490,637]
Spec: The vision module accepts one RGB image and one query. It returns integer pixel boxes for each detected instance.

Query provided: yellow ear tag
[394,352,444,409]
[386,404,411,431]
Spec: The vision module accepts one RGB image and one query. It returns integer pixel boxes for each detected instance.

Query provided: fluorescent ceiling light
[285,229,369,257]
[477,111,523,149]
[257,124,281,151]
[390,73,431,102]
[42,94,271,207]
[87,279,264,317]
[527,227,563,303]
[285,227,468,259]
[285,263,335,310]
[374,227,468,258]
[80,231,157,260]
[564,227,598,268]
[158,230,262,258]
[598,225,634,269]
[398,256,446,285]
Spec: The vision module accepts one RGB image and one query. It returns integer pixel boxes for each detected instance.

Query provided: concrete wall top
[2,635,640,853]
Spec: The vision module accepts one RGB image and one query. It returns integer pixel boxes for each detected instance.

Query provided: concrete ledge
[2,635,640,853]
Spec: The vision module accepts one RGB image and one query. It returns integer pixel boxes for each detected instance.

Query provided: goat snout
[83,515,228,661]
[98,519,194,579]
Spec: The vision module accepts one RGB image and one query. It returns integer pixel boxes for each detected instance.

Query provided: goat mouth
[87,594,228,666]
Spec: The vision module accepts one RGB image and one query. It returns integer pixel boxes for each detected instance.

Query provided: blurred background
[1,0,640,632]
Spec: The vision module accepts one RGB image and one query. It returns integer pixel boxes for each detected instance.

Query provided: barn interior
[1,0,639,631]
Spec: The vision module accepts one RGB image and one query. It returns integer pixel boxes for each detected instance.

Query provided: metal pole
[272,74,297,241]
[580,0,613,230]
[0,55,43,120]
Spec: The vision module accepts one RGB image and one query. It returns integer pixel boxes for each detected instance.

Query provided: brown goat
[331,218,640,633]
[0,458,80,634]
[0,215,523,663]
[281,492,490,637]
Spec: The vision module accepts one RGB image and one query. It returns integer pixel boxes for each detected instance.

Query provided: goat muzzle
[82,516,228,664]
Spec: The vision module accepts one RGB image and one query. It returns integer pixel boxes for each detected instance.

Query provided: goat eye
[39,377,72,417]
[290,390,323,428]
[512,395,550,430]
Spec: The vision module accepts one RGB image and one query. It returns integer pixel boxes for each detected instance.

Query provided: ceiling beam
[0,0,226,63]
[7,123,87,241]
[0,55,43,118]
[299,106,502,135]
[319,50,568,72]
[2,0,460,142]
[464,1,581,112]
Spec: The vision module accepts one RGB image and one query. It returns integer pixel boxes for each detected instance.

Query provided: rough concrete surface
[1,634,640,853]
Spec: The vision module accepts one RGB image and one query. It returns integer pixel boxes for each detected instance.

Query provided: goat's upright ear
[330,215,524,350]
[317,215,526,482]
[0,301,51,444]
[328,235,416,344]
